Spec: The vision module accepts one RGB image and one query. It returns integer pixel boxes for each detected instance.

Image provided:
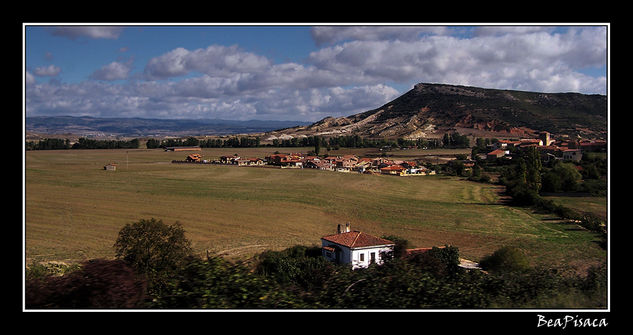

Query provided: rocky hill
[267,83,607,140]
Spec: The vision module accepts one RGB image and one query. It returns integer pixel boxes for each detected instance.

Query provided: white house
[321,224,395,269]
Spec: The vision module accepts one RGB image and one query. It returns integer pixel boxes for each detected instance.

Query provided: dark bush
[25,259,147,309]
[479,246,530,273]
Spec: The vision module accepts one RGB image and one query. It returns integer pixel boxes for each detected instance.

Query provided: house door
[370,252,376,264]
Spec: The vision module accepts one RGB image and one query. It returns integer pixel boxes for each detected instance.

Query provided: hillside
[267,83,607,140]
[25,116,311,138]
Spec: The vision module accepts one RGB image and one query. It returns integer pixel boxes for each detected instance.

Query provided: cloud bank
[26,25,607,122]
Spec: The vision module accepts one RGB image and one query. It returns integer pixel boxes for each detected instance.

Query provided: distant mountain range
[25,116,312,138]
[267,82,607,140]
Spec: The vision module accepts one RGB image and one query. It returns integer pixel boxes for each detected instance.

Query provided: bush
[151,256,303,309]
[255,245,336,293]
[479,246,530,273]
[25,259,147,309]
[507,184,540,206]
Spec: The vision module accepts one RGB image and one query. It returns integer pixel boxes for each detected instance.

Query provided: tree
[515,158,528,186]
[113,218,193,293]
[314,136,321,155]
[524,147,542,192]
[146,138,161,149]
[541,161,582,192]
[183,137,199,146]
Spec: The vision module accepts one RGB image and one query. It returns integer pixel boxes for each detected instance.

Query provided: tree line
[25,218,606,309]
[26,138,140,150]
[27,132,471,151]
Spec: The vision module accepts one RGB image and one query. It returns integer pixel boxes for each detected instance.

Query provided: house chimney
[345,222,351,232]
[337,224,342,234]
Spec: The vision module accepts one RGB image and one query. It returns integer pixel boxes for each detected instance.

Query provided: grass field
[542,195,607,220]
[24,147,606,272]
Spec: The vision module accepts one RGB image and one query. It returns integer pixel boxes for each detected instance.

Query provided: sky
[24,24,608,122]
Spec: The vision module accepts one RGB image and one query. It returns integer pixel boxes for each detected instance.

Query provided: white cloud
[26,71,35,85]
[26,26,607,122]
[143,45,270,80]
[33,65,61,77]
[307,28,607,94]
[50,26,123,40]
[311,26,451,45]
[90,61,132,81]
[473,26,556,37]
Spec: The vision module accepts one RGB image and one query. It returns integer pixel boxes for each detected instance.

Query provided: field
[25,147,606,272]
[542,195,607,220]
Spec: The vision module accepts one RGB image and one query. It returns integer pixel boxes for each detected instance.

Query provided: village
[479,131,606,163]
[166,131,606,178]
[170,147,438,177]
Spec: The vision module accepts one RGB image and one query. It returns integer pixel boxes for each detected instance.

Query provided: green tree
[183,137,199,146]
[113,218,193,294]
[146,138,161,149]
[524,147,542,192]
[542,161,582,192]
[314,136,321,155]
[479,246,530,273]
[516,158,528,186]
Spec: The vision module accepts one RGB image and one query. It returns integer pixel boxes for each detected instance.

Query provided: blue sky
[24,24,608,122]
[26,26,318,83]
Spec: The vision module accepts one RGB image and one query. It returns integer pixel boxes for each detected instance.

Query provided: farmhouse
[321,223,395,269]
[103,163,117,171]
[486,149,508,160]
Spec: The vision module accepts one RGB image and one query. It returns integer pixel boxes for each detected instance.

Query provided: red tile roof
[380,164,405,171]
[487,149,506,155]
[321,231,394,248]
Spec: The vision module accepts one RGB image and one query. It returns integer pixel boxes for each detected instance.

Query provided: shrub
[151,256,303,309]
[479,246,530,273]
[255,245,336,292]
[25,259,147,309]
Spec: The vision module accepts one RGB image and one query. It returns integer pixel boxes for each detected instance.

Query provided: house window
[359,253,364,262]
[370,252,376,263]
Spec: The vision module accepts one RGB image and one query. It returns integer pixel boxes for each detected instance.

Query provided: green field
[25,147,606,271]
[542,195,607,220]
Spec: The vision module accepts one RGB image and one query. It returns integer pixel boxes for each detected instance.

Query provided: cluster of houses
[216,153,436,176]
[483,132,606,163]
